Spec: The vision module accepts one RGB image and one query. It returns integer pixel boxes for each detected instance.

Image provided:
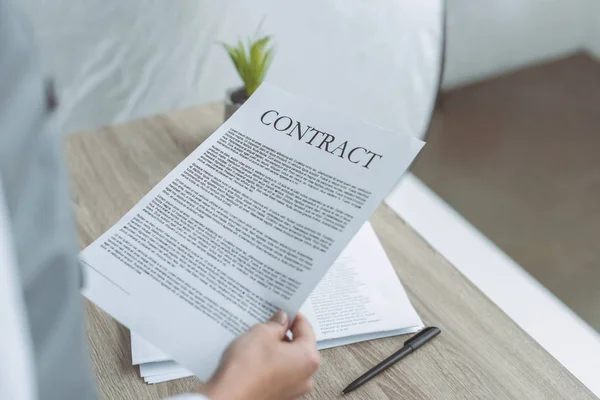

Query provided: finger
[264,310,290,339]
[290,313,316,346]
[290,314,320,373]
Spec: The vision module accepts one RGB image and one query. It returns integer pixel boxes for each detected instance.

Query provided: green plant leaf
[222,34,274,98]
[258,47,274,83]
[222,43,241,72]
[250,36,271,65]
[249,36,271,91]
[237,40,248,72]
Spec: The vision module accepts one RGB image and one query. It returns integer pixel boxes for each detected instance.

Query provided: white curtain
[19,0,443,138]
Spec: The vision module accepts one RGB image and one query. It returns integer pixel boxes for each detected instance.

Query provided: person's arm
[0,179,38,400]
[0,3,319,399]
[164,311,319,400]
[0,1,98,399]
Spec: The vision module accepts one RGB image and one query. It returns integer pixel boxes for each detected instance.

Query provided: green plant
[222,35,274,98]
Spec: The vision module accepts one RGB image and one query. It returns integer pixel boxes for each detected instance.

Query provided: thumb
[265,310,290,339]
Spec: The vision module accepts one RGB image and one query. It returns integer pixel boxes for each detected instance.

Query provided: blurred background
[16,0,600,392]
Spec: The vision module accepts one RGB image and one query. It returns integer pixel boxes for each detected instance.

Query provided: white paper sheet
[140,361,191,378]
[144,370,194,384]
[81,83,423,380]
[300,223,422,341]
[134,223,422,383]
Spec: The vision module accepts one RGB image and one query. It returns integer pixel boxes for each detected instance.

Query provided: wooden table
[66,103,596,400]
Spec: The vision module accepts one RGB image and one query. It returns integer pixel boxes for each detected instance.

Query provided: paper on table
[132,222,422,363]
[145,370,194,385]
[81,83,423,380]
[300,223,422,342]
[140,361,190,378]
[134,223,423,383]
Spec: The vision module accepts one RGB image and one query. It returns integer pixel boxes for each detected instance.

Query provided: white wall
[442,0,589,89]
[586,0,600,58]
[19,0,442,138]
[17,0,600,131]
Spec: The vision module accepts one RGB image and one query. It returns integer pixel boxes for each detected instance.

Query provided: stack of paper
[132,222,423,384]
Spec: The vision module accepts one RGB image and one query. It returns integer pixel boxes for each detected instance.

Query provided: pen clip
[403,327,441,348]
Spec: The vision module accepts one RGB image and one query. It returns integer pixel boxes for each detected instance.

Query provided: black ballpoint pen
[342,327,441,395]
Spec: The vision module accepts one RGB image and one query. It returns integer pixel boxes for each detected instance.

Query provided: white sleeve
[164,394,209,400]
[0,178,38,400]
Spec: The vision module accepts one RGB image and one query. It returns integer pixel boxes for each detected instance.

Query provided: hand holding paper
[132,222,423,384]
[198,311,319,400]
[80,83,424,380]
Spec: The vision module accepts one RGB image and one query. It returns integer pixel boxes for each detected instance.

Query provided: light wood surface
[65,103,596,400]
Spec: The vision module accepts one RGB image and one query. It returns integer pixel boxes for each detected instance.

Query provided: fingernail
[270,310,288,326]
